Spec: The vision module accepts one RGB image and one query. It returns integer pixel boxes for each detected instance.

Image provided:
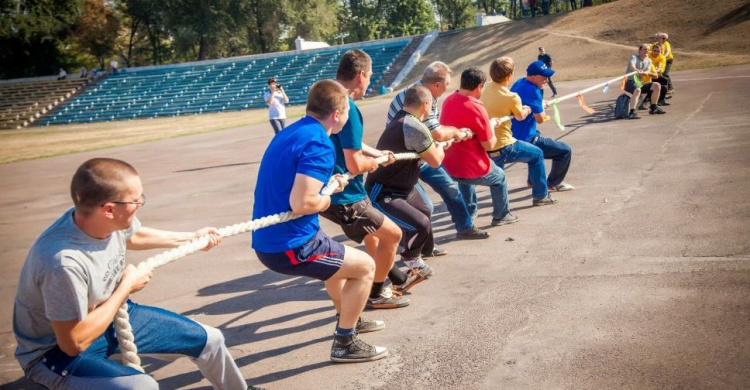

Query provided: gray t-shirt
[626,54,652,74]
[13,208,140,369]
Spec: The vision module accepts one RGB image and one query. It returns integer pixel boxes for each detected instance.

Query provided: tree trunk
[198,34,207,60]
[125,18,140,68]
[254,6,267,53]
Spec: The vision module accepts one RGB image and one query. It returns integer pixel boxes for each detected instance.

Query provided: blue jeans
[418,164,473,232]
[453,162,510,220]
[26,301,247,390]
[489,141,548,200]
[530,135,572,188]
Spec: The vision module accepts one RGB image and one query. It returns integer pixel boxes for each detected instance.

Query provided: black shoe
[423,247,448,258]
[628,111,640,119]
[657,101,670,106]
[456,226,490,240]
[331,333,388,363]
[356,316,386,333]
[637,104,647,111]
[650,106,666,115]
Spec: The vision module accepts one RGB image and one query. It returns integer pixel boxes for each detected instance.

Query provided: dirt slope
[405,0,750,85]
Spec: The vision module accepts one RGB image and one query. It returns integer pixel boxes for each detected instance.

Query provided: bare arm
[51,264,151,356]
[343,149,380,175]
[480,134,499,151]
[127,226,221,251]
[289,173,347,214]
[278,87,289,104]
[430,125,466,142]
[420,143,445,168]
[513,105,532,121]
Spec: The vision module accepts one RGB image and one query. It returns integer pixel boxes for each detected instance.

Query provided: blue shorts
[255,229,345,281]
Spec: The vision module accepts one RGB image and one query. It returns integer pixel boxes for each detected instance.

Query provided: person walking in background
[537,47,557,98]
[264,77,289,134]
[569,0,577,10]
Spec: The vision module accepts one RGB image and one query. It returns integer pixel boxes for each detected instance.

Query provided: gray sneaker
[456,226,490,240]
[366,286,410,309]
[491,213,519,226]
[392,268,426,294]
[532,195,558,206]
[356,317,385,333]
[331,334,388,363]
[405,258,434,279]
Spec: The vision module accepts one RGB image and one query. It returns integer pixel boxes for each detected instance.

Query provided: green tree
[0,0,84,78]
[434,0,475,30]
[284,0,339,45]
[382,0,437,38]
[166,0,236,61]
[74,0,120,69]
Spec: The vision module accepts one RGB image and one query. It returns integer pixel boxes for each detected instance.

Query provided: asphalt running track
[1,65,748,389]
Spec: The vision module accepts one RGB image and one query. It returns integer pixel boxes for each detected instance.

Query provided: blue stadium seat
[39,39,411,125]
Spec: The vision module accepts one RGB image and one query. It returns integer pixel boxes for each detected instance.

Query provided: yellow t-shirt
[480,81,522,150]
[640,63,657,83]
[655,40,674,60]
[649,53,666,74]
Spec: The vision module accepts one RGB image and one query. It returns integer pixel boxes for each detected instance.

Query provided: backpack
[614,94,630,119]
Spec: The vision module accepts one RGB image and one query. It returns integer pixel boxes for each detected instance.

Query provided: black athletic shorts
[319,198,385,243]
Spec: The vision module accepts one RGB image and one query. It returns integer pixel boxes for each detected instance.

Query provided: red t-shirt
[439,92,493,179]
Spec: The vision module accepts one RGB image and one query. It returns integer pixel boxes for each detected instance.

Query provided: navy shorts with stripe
[255,229,345,281]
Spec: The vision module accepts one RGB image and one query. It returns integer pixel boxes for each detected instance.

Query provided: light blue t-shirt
[252,116,335,253]
[329,98,367,206]
[510,77,545,142]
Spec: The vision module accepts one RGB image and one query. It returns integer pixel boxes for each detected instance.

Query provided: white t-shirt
[263,90,287,119]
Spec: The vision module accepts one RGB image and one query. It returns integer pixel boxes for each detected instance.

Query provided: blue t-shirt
[510,78,545,142]
[329,98,367,206]
[252,116,335,253]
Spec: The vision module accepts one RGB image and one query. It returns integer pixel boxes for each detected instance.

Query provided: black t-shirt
[538,53,553,67]
[366,110,433,191]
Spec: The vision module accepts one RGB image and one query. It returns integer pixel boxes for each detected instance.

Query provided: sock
[335,326,355,336]
[629,109,635,114]
[388,265,408,285]
[650,103,657,110]
[370,282,384,299]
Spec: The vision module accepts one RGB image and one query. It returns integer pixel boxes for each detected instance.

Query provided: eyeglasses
[108,193,146,207]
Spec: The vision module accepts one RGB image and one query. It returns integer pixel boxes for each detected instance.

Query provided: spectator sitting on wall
[57,68,67,81]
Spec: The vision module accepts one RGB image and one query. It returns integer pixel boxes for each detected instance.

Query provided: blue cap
[527,61,555,78]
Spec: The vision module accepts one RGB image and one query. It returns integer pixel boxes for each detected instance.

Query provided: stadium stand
[0,78,95,130]
[38,38,411,126]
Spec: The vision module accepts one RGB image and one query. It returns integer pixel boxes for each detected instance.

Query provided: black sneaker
[628,111,641,119]
[491,213,519,226]
[650,106,666,115]
[330,334,388,363]
[249,386,266,390]
[456,226,490,240]
[657,100,671,106]
[356,317,385,333]
[637,104,647,110]
[532,195,558,206]
[392,268,426,294]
